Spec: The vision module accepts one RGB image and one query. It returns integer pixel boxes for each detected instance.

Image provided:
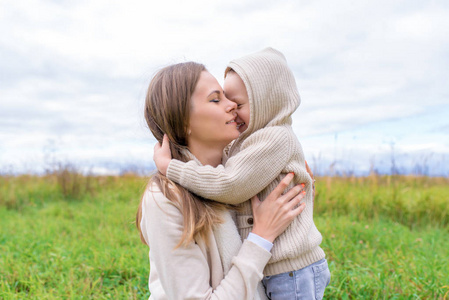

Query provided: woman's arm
[143,190,271,300]
[141,174,306,299]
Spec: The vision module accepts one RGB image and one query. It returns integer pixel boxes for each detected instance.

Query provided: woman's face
[188,71,239,148]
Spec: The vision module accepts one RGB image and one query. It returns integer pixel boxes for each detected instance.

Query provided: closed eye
[210,99,220,103]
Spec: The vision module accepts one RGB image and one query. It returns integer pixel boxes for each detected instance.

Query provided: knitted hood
[225,47,300,142]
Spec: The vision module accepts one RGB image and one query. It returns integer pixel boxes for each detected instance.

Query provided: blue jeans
[262,259,331,300]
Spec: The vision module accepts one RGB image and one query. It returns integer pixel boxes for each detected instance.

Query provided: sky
[1,0,448,176]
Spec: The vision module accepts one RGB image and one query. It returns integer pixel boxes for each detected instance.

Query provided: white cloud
[0,0,448,174]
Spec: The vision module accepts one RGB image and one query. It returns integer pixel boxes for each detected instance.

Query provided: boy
[155,48,330,299]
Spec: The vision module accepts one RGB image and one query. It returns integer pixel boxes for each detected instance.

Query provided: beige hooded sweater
[167,47,325,276]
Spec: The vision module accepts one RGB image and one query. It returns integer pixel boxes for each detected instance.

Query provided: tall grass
[0,166,147,211]
[54,164,95,200]
[0,173,150,299]
[314,175,449,229]
[316,216,449,299]
[0,173,448,298]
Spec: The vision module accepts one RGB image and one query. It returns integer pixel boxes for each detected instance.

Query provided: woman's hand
[251,173,306,243]
[153,134,172,176]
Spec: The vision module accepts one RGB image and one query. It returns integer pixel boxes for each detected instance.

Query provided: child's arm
[163,128,295,205]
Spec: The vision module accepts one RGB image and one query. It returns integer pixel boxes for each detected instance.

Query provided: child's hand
[153,134,172,176]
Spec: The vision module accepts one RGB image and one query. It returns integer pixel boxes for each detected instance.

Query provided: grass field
[0,173,448,299]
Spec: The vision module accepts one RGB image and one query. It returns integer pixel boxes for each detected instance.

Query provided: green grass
[0,174,150,299]
[314,175,449,229]
[0,174,448,299]
[316,216,449,299]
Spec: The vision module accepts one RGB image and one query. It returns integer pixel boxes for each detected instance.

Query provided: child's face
[223,72,250,133]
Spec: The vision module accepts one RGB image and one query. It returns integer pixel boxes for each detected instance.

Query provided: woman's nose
[225,99,237,112]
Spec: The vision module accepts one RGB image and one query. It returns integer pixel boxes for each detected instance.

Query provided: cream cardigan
[166,48,325,276]
[140,184,271,300]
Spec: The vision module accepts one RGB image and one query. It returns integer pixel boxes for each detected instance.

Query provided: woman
[136,62,309,299]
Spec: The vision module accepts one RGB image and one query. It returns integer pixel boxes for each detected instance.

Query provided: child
[155,48,330,299]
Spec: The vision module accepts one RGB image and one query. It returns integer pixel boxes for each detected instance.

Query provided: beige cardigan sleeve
[141,188,271,300]
[166,127,293,204]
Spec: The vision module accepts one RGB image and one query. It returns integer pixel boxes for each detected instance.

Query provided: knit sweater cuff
[166,159,186,184]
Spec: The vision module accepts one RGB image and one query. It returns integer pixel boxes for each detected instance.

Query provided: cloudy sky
[1,0,448,175]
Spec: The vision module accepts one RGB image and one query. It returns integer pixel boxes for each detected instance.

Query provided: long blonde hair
[136,62,228,248]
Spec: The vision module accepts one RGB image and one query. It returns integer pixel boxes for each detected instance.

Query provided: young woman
[136,62,309,299]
